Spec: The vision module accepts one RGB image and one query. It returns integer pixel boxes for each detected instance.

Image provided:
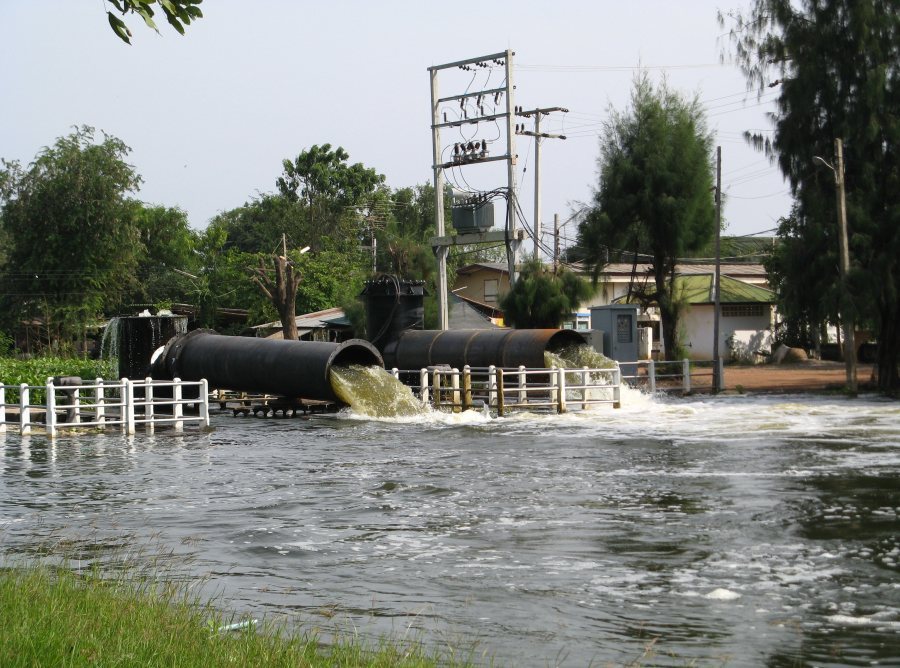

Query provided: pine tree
[577,73,715,360]
[723,0,900,392]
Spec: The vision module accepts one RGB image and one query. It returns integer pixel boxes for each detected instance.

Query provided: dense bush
[0,357,116,387]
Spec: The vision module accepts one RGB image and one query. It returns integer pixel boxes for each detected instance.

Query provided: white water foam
[705,588,742,601]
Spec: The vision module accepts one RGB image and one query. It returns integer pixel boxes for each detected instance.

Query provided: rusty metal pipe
[151,330,383,402]
[382,329,586,370]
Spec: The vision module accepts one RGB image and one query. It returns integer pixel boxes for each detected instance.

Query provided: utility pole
[516,107,567,261]
[504,53,518,286]
[813,138,856,393]
[712,146,723,393]
[428,50,518,330]
[834,139,857,393]
[553,213,560,274]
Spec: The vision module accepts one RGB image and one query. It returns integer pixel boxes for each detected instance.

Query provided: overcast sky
[1,1,791,257]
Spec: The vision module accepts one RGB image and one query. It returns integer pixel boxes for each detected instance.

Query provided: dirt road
[691,361,876,394]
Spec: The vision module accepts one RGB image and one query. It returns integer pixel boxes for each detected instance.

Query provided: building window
[722,304,765,318]
[484,279,499,303]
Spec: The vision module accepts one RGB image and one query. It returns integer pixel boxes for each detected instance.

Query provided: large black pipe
[152,330,383,403]
[382,328,587,370]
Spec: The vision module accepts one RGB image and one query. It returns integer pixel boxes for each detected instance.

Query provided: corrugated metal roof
[475,261,770,279]
[676,274,774,304]
[456,262,509,274]
[252,307,349,330]
[578,262,768,278]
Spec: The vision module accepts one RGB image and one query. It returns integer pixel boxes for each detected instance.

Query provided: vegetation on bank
[0,356,115,387]
[0,564,476,668]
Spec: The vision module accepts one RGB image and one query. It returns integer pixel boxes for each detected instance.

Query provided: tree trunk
[876,305,899,393]
[274,255,300,340]
[659,298,680,361]
[655,266,681,361]
[252,255,301,341]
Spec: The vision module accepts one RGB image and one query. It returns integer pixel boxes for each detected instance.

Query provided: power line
[516,63,724,72]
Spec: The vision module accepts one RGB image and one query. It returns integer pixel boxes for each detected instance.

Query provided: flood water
[1,389,899,666]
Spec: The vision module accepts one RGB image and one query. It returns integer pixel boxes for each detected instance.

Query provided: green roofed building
[452,257,777,363]
[674,274,775,362]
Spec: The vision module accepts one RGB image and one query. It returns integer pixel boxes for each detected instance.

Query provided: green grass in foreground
[0,565,476,668]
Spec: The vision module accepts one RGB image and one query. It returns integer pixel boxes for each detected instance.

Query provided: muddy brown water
[1,389,898,666]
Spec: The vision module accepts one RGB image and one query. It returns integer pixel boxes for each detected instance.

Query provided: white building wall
[680,306,773,361]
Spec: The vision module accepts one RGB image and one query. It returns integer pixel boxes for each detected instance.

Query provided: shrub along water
[0,563,476,668]
[0,356,116,386]
[0,356,116,403]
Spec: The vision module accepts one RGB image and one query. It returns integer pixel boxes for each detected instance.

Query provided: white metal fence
[620,359,725,394]
[391,364,622,415]
[0,377,210,438]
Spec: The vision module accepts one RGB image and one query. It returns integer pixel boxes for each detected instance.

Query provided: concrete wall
[680,305,773,361]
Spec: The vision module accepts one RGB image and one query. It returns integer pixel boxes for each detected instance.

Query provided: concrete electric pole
[813,138,857,393]
[712,146,723,393]
[516,107,567,260]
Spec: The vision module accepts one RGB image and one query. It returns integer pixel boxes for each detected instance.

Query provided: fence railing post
[72,385,81,424]
[199,379,210,428]
[496,370,505,417]
[95,378,106,424]
[550,366,558,411]
[391,367,399,380]
[144,377,155,433]
[419,368,429,405]
[462,365,472,411]
[432,369,442,410]
[173,378,184,432]
[19,384,31,435]
[613,365,622,408]
[648,360,656,394]
[517,365,526,405]
[45,381,57,439]
[124,379,135,435]
[682,359,691,394]
[488,365,497,407]
[451,368,460,413]
[557,367,567,414]
[717,358,725,393]
[0,385,6,433]
[581,367,588,410]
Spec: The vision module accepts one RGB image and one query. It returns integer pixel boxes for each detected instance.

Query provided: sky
[1,1,791,258]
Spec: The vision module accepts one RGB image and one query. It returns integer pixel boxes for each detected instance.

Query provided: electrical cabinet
[590,305,639,375]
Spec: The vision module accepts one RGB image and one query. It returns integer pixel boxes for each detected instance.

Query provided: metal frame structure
[428,49,518,330]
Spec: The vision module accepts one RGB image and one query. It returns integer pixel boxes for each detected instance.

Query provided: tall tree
[105,0,203,44]
[276,144,385,252]
[723,0,900,392]
[0,126,143,350]
[128,203,197,308]
[208,194,305,255]
[763,206,838,353]
[577,74,716,359]
[500,259,594,329]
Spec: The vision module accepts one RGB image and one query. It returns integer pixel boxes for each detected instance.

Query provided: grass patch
[0,564,475,668]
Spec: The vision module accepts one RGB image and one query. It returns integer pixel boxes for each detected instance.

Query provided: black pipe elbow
[152,331,383,403]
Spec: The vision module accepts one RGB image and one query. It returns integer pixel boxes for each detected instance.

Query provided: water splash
[99,317,121,362]
[329,365,428,418]
[545,343,617,370]
[546,343,629,407]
